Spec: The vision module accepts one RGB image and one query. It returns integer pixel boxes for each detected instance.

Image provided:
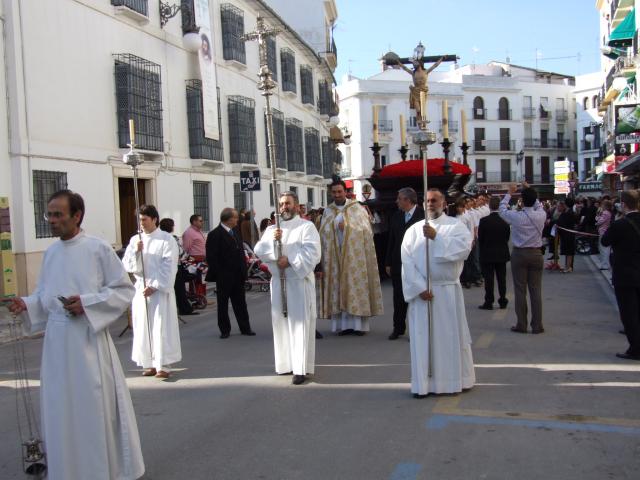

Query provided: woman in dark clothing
[556,199,577,273]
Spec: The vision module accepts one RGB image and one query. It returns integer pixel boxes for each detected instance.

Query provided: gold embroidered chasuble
[318,200,384,319]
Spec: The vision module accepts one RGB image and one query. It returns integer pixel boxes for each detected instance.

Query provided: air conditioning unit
[481,140,487,146]
[476,108,484,116]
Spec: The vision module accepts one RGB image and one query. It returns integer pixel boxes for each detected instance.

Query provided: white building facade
[336,61,577,199]
[0,0,338,295]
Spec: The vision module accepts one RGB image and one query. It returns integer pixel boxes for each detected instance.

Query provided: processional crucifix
[385,42,457,377]
[241,18,288,317]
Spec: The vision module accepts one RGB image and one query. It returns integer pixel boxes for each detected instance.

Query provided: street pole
[242,18,287,317]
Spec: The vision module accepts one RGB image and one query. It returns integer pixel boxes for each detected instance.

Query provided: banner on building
[195,0,219,140]
[0,197,17,298]
[615,104,640,135]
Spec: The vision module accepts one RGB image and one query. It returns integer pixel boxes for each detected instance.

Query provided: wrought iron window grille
[186,80,223,161]
[266,36,278,83]
[228,95,257,164]
[285,118,304,172]
[221,3,246,64]
[281,48,296,93]
[112,0,148,16]
[265,108,286,169]
[33,170,68,239]
[114,54,163,152]
[192,181,211,230]
[304,127,322,176]
[318,80,331,116]
[321,137,335,179]
[300,65,314,105]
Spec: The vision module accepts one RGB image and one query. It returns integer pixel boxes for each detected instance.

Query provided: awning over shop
[609,9,636,47]
[616,151,640,173]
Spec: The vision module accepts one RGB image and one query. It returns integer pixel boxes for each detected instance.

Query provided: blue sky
[333,0,602,81]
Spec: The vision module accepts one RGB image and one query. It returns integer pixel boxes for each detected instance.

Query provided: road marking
[390,463,422,480]
[426,413,640,436]
[474,332,494,349]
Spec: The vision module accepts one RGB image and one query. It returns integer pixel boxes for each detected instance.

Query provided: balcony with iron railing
[472,108,488,120]
[522,173,553,184]
[539,107,552,120]
[377,120,393,132]
[555,110,569,121]
[475,171,519,183]
[439,120,459,133]
[472,139,516,152]
[524,138,571,149]
[497,109,512,120]
[581,140,601,151]
[523,107,536,118]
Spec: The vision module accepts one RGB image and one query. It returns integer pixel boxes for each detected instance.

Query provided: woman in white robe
[254,214,321,378]
[401,213,475,395]
[123,226,181,375]
[19,232,145,480]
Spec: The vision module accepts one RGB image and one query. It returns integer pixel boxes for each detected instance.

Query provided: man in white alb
[8,190,144,480]
[401,188,475,397]
[254,191,321,385]
[123,204,182,379]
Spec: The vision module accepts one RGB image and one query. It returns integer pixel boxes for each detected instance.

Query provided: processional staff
[123,119,154,357]
[241,18,288,317]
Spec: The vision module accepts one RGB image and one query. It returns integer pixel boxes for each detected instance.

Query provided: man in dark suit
[478,196,511,310]
[385,187,425,340]
[601,190,640,360]
[205,207,255,339]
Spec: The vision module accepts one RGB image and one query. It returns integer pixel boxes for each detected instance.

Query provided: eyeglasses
[43,211,67,221]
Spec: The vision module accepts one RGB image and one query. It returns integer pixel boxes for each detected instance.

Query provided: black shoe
[510,326,527,334]
[219,332,230,339]
[473,280,484,287]
[316,330,323,339]
[353,330,365,336]
[531,328,545,334]
[413,393,428,399]
[478,304,493,310]
[462,282,471,289]
[180,311,200,316]
[292,375,306,385]
[388,332,402,340]
[241,331,256,336]
[498,300,508,309]
[616,352,640,361]
[338,329,354,336]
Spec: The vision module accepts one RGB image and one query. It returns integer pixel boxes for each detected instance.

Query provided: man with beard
[317,180,383,335]
[401,188,475,397]
[254,191,321,385]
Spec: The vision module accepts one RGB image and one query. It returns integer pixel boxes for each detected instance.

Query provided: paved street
[1,255,639,480]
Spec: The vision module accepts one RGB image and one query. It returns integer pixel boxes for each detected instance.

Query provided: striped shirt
[498,194,546,248]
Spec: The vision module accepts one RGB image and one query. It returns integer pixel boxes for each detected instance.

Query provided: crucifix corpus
[384,42,458,122]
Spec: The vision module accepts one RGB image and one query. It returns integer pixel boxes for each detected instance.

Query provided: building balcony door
[118,177,147,249]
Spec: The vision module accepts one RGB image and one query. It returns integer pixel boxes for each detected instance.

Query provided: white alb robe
[254,215,321,375]
[401,214,476,395]
[21,232,144,480]
[123,228,182,371]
